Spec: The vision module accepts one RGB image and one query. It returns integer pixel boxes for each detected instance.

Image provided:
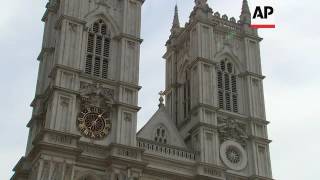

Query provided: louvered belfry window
[217,59,238,113]
[85,19,111,79]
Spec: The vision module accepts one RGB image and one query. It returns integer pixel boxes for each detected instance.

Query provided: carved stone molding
[39,129,81,148]
[195,162,226,179]
[79,142,107,158]
[220,140,248,171]
[79,82,115,110]
[218,117,248,146]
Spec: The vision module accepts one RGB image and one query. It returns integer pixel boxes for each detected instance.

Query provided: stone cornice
[27,130,82,161]
[50,64,82,76]
[191,103,219,113]
[54,15,87,30]
[188,122,219,133]
[52,85,80,95]
[106,143,147,168]
[163,83,183,95]
[248,135,272,144]
[217,109,249,120]
[114,102,141,111]
[178,103,218,130]
[239,71,266,80]
[37,47,55,61]
[77,155,109,170]
[113,33,143,44]
[80,73,142,90]
[48,64,142,91]
[118,81,142,90]
[244,33,264,42]
[188,56,217,69]
[226,173,248,180]
[107,155,147,168]
[32,129,82,147]
[195,161,226,171]
[248,117,270,125]
[107,143,145,153]
[48,86,142,111]
[26,113,45,128]
[79,73,119,87]
[249,175,275,180]
[143,165,194,179]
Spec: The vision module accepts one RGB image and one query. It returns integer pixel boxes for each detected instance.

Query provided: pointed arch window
[217,59,238,113]
[85,19,111,79]
[154,126,168,144]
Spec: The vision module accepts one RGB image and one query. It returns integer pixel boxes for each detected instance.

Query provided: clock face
[77,106,111,139]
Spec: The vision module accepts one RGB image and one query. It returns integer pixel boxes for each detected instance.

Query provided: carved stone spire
[240,0,251,25]
[173,5,180,28]
[171,5,180,34]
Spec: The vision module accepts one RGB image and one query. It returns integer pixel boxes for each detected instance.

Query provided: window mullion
[101,35,106,79]
[100,55,103,77]
[222,72,226,110]
[85,20,111,79]
[92,34,97,76]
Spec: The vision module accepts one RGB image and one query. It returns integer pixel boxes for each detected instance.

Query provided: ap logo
[249,0,276,29]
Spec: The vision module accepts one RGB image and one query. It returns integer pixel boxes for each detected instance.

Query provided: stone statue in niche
[218,117,248,146]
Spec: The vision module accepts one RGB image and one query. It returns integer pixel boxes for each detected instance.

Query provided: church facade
[11,0,273,180]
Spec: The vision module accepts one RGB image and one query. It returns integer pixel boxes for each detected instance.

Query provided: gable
[137,107,187,149]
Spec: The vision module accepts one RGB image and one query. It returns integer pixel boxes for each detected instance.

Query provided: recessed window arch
[85,19,111,79]
[154,126,168,144]
[217,58,239,113]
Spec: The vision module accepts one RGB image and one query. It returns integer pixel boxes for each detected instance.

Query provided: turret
[240,0,251,25]
[170,5,181,36]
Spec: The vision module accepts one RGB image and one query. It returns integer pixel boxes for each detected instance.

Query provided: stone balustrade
[137,138,196,161]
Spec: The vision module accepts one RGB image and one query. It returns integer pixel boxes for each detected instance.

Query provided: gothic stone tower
[163,0,273,179]
[12,0,273,180]
[12,0,145,179]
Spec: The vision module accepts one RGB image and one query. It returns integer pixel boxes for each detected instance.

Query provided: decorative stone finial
[158,91,164,108]
[171,4,181,34]
[240,0,251,25]
[195,0,207,7]
[190,0,212,19]
[173,5,180,27]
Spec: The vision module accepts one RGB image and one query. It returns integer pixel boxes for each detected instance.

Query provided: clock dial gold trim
[77,106,112,139]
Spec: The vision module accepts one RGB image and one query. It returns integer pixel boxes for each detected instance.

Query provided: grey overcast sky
[0,0,319,179]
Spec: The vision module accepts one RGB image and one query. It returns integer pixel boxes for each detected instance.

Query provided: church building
[11,0,273,180]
